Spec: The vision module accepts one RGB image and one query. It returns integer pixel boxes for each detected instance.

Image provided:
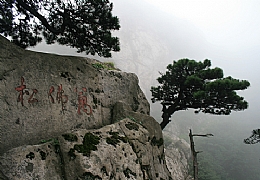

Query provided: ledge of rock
[0,35,149,154]
[0,36,192,180]
[0,116,171,179]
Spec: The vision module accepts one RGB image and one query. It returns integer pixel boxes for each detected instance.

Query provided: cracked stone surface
[0,36,191,180]
[164,132,193,180]
[0,118,172,180]
[0,35,149,154]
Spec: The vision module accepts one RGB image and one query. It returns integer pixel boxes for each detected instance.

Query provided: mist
[29,0,260,179]
[31,0,260,127]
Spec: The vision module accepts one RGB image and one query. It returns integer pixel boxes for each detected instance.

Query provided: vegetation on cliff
[151,58,250,129]
[0,0,120,57]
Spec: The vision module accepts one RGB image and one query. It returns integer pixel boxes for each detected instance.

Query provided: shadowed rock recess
[0,36,189,179]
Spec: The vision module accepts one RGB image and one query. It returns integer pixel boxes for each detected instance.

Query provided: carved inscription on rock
[15,77,92,115]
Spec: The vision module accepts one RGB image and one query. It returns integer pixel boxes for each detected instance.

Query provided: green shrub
[92,62,116,70]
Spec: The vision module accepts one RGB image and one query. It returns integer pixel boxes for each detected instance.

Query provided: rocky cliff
[164,132,193,180]
[0,35,149,154]
[0,36,190,179]
[0,114,170,180]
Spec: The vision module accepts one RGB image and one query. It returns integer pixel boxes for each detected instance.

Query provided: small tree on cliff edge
[151,59,250,130]
[244,129,260,144]
[0,0,120,57]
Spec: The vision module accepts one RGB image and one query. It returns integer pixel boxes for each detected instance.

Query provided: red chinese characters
[48,84,68,111]
[15,77,38,106]
[48,86,55,103]
[15,77,92,116]
[76,87,92,115]
[28,89,38,104]
[15,77,26,106]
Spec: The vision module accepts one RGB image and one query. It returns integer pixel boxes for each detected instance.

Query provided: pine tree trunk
[189,129,199,180]
[160,105,176,130]
[160,113,171,130]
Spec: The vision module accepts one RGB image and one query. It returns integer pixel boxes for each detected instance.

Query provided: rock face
[0,104,171,180]
[163,132,193,180]
[0,36,191,179]
[0,35,149,154]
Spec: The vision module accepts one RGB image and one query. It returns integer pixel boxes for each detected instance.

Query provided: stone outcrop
[163,132,193,180]
[0,35,149,154]
[0,36,191,179]
[0,106,171,179]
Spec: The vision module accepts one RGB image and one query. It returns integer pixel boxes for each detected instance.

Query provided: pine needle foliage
[151,59,250,129]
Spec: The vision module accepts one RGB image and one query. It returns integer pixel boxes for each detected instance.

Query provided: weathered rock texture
[0,35,149,154]
[0,36,191,179]
[164,132,193,180]
[0,115,171,179]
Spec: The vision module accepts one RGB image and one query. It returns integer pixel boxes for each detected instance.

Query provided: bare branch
[16,0,62,34]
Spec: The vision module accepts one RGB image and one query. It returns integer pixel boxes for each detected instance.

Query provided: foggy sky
[26,2,260,178]
[113,0,260,127]
[30,0,260,131]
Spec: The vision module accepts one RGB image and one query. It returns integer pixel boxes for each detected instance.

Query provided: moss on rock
[26,152,35,160]
[125,122,139,131]
[151,136,164,148]
[123,167,137,178]
[82,172,102,180]
[39,150,47,160]
[106,131,128,147]
[74,133,100,157]
[101,166,108,176]
[62,133,78,142]
[68,148,76,160]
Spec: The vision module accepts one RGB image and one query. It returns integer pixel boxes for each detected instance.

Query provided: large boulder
[0,36,149,154]
[163,132,193,180]
[0,116,171,180]
[0,36,191,180]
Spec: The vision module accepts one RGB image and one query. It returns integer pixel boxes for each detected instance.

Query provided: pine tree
[244,129,260,144]
[151,59,250,129]
[0,0,120,57]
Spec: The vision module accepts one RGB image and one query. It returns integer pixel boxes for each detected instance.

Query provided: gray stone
[163,132,193,180]
[0,142,63,180]
[0,35,149,154]
[0,118,171,180]
[0,36,191,180]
